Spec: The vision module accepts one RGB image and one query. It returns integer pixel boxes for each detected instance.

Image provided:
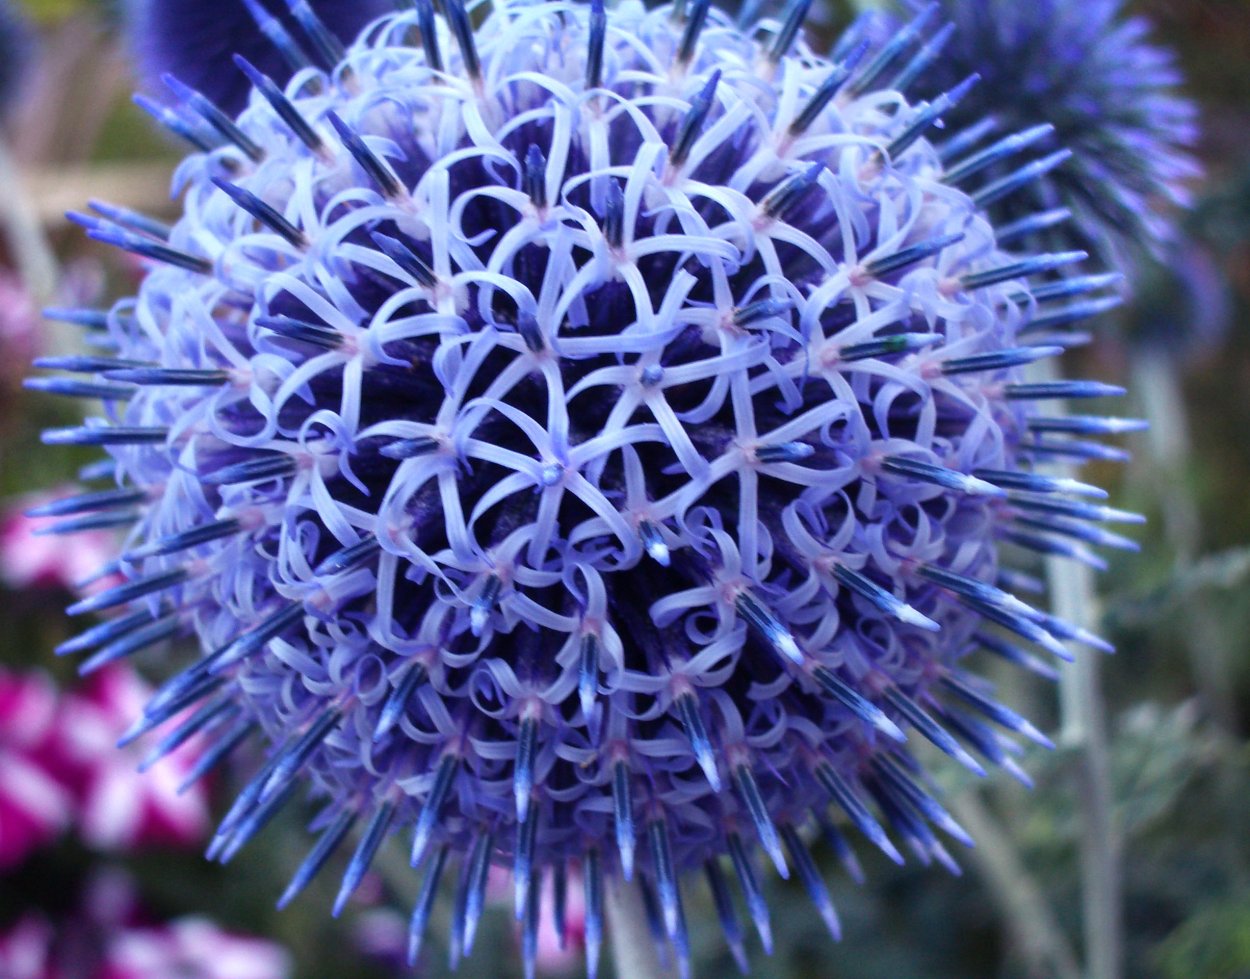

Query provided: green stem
[950,791,1081,979]
[1131,349,1238,732]
[1036,359,1121,979]
[607,881,673,979]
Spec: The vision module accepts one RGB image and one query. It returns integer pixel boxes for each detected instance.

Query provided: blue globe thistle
[861,0,1199,274]
[36,1,1141,975]
[124,0,396,115]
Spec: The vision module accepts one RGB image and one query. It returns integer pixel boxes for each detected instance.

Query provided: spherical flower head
[870,0,1200,276]
[38,1,1140,974]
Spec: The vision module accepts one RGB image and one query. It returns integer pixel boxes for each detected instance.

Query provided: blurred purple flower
[0,273,40,377]
[123,0,396,116]
[38,1,1141,974]
[98,919,292,979]
[1125,237,1230,357]
[867,0,1200,274]
[0,915,54,979]
[0,873,291,979]
[0,670,72,870]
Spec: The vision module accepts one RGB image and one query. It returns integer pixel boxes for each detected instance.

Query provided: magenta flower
[0,491,120,593]
[0,273,40,381]
[98,918,292,979]
[52,666,211,852]
[0,915,54,979]
[0,875,292,979]
[0,670,72,870]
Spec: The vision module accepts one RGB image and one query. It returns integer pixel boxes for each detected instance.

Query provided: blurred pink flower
[0,875,292,979]
[485,866,586,975]
[97,918,292,979]
[535,871,585,975]
[52,666,210,851]
[0,915,55,979]
[0,670,72,869]
[0,271,39,370]
[352,908,408,971]
[0,490,119,592]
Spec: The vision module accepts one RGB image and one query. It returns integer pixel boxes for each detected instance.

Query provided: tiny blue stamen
[754,440,815,464]
[212,177,307,247]
[732,763,788,878]
[232,55,324,153]
[278,808,357,909]
[945,124,1056,185]
[612,756,635,880]
[669,70,719,168]
[370,232,437,287]
[406,845,448,965]
[768,0,812,63]
[255,314,342,349]
[838,332,940,361]
[780,823,841,939]
[639,520,671,565]
[333,798,397,917]
[66,567,189,617]
[410,752,458,868]
[327,112,404,198]
[374,660,428,742]
[732,297,791,327]
[727,831,773,953]
[811,665,906,743]
[735,589,803,665]
[162,74,264,161]
[973,149,1073,208]
[674,691,720,790]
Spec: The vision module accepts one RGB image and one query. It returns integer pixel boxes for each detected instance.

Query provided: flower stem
[1131,349,1238,732]
[949,790,1081,979]
[0,137,59,305]
[1034,357,1121,979]
[607,882,673,979]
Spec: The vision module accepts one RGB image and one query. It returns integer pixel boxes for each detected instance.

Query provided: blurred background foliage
[1,0,1248,977]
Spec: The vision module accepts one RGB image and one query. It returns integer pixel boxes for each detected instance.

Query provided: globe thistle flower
[863,0,1199,274]
[123,0,396,115]
[36,1,1140,975]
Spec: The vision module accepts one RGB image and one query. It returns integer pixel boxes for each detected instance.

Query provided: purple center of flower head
[36,0,1141,974]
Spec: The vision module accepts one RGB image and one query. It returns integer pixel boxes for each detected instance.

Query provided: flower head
[865,0,1199,274]
[38,1,1138,975]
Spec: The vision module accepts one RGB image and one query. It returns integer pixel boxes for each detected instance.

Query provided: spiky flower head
[38,1,1140,975]
[123,0,396,115]
[864,0,1199,275]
